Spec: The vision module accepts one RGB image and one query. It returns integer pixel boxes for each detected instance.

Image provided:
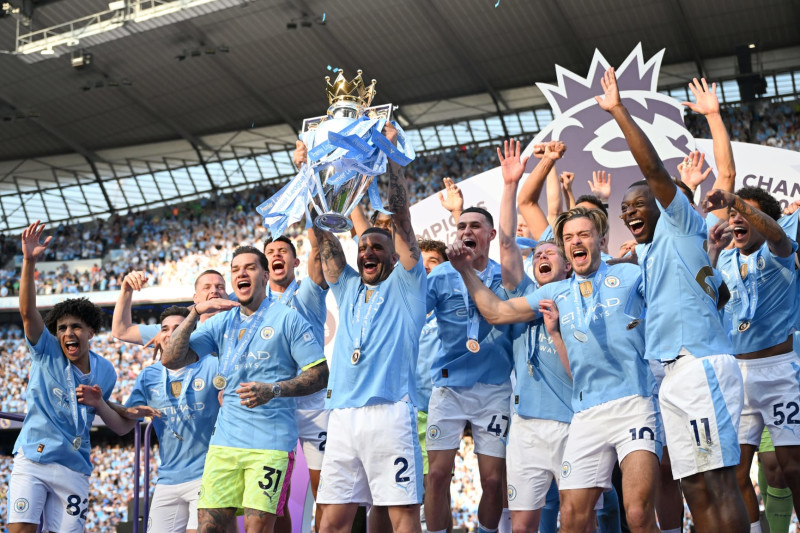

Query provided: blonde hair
[553,207,609,250]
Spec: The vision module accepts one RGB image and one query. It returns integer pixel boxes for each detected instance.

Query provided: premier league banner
[410,43,800,255]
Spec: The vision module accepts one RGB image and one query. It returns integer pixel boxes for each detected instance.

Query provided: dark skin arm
[596,68,676,207]
[236,361,329,407]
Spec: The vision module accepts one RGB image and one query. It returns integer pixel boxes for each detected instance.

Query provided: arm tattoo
[276,362,329,398]
[312,227,346,280]
[387,165,421,261]
[161,308,200,370]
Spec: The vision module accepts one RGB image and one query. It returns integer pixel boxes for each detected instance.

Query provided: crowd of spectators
[685,99,800,150]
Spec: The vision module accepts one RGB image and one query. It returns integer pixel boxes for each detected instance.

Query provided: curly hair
[419,239,448,262]
[44,298,104,335]
[736,186,782,221]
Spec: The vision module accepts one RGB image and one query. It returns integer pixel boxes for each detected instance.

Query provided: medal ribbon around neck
[526,319,544,377]
[217,298,273,384]
[571,262,608,337]
[269,278,300,306]
[461,262,495,344]
[733,250,760,324]
[160,366,195,441]
[63,359,90,451]
[351,283,382,357]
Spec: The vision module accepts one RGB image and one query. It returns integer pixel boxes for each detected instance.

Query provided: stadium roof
[1,0,799,230]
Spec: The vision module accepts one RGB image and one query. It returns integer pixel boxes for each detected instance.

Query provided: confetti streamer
[321,12,326,22]
[494,0,500,6]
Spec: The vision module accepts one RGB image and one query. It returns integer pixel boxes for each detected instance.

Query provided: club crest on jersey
[192,378,205,391]
[604,276,620,288]
[561,461,572,478]
[14,498,29,512]
[507,485,517,501]
[260,327,275,340]
[427,425,441,440]
[303,332,313,342]
[757,256,766,270]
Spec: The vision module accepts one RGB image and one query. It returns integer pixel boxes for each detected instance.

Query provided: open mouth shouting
[271,259,286,277]
[236,278,253,297]
[362,260,378,277]
[626,218,645,237]
[732,225,749,242]
[538,261,553,275]
[64,339,80,357]
[463,237,477,250]
[570,247,589,267]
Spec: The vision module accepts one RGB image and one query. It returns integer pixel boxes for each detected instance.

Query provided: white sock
[750,522,762,533]
[478,523,498,533]
[497,508,511,533]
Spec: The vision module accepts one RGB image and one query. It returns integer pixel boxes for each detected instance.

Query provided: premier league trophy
[257,69,415,235]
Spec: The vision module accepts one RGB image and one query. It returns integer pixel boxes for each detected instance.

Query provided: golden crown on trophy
[325,69,377,108]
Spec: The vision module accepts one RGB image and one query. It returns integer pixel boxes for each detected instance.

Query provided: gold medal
[170,382,182,398]
[72,436,82,450]
[212,375,227,390]
[528,362,534,377]
[579,281,593,297]
[365,289,375,303]
[738,321,750,332]
[466,339,480,353]
[740,263,748,279]
[351,349,361,364]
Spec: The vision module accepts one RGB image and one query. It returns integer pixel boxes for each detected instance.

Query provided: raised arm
[560,171,576,210]
[349,205,371,238]
[304,228,328,289]
[519,142,566,239]
[682,79,735,194]
[438,177,464,224]
[236,360,329,407]
[497,140,530,290]
[384,122,420,270]
[447,241,536,325]
[704,189,793,257]
[19,221,51,345]
[311,226,347,284]
[112,271,149,344]
[596,68,676,207]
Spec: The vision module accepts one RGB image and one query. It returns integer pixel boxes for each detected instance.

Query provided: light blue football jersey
[416,311,440,413]
[268,278,328,410]
[718,239,798,354]
[188,299,324,452]
[138,323,160,346]
[126,357,220,485]
[510,313,573,423]
[426,260,529,387]
[540,225,555,242]
[636,192,734,359]
[524,262,654,413]
[14,330,117,475]
[327,261,426,409]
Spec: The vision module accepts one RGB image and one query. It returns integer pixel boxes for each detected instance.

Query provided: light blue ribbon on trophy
[214,299,272,390]
[256,164,318,237]
[732,251,760,332]
[269,279,299,305]
[350,284,382,364]
[63,361,89,451]
[256,117,415,235]
[462,263,495,352]
[570,262,607,343]
[160,365,196,441]
[622,274,646,330]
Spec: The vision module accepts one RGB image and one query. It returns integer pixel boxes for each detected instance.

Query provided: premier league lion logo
[523,43,704,250]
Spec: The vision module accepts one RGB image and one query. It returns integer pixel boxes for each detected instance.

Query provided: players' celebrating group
[6,67,800,533]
